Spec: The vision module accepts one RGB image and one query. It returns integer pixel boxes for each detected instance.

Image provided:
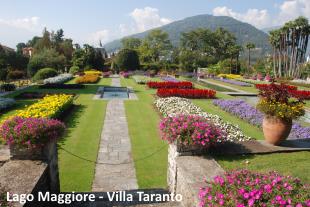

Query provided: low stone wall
[167,143,225,207]
[0,141,60,206]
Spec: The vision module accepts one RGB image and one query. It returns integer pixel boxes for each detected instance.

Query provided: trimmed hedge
[33,68,58,81]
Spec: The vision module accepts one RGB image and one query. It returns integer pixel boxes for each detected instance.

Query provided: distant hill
[104,14,271,55]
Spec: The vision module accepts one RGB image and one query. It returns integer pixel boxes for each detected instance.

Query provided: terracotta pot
[262,116,292,145]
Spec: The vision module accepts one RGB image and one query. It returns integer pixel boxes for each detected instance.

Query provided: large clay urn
[262,116,292,145]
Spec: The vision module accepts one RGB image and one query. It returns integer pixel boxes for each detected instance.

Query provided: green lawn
[2,78,112,191]
[121,78,168,188]
[215,151,310,183]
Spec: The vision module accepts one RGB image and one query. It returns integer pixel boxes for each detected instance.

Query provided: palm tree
[245,42,255,73]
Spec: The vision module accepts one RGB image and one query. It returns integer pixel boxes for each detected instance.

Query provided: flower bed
[0,116,65,148]
[154,97,251,142]
[198,169,310,207]
[12,94,73,119]
[0,98,16,111]
[43,73,73,84]
[84,70,102,76]
[132,75,151,84]
[147,81,193,89]
[215,78,252,87]
[235,78,269,85]
[75,74,100,84]
[217,74,242,79]
[213,99,310,139]
[39,83,85,89]
[160,114,224,147]
[157,88,216,99]
[161,76,179,82]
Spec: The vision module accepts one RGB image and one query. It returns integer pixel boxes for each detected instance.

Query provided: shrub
[115,48,140,71]
[198,169,310,207]
[0,98,16,111]
[0,116,65,148]
[7,70,25,80]
[33,68,58,81]
[39,83,85,89]
[43,73,73,84]
[147,81,193,89]
[157,88,216,99]
[159,114,224,146]
[75,74,100,84]
[27,48,65,76]
[0,83,16,92]
[69,66,80,74]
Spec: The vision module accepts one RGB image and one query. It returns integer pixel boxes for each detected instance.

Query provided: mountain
[261,26,281,34]
[104,14,271,54]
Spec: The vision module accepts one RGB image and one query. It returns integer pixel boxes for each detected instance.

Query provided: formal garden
[0,16,310,207]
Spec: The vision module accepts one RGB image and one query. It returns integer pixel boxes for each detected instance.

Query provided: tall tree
[269,16,310,78]
[121,37,141,49]
[245,42,255,73]
[140,29,172,62]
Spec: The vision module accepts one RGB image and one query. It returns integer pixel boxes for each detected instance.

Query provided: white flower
[154,97,252,142]
[43,73,73,84]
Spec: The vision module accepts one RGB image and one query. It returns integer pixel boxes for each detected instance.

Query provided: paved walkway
[92,77,138,192]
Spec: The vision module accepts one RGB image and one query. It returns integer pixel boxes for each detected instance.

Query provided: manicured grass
[215,151,310,183]
[1,78,112,191]
[193,99,264,140]
[121,78,168,188]
[206,79,259,93]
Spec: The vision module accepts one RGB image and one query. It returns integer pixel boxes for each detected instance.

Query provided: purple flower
[213,99,310,139]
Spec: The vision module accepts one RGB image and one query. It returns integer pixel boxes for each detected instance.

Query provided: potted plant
[0,116,65,160]
[256,83,305,145]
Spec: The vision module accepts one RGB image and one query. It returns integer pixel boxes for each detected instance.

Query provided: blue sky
[1,0,309,48]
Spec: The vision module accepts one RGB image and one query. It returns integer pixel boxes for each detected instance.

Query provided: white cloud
[278,0,310,24]
[212,6,271,28]
[89,7,172,46]
[87,30,110,46]
[130,7,172,32]
[212,1,310,29]
[0,16,40,31]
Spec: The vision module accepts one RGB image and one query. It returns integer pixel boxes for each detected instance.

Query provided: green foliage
[69,66,80,74]
[115,48,140,71]
[33,68,58,81]
[0,69,8,82]
[27,48,65,76]
[7,70,25,80]
[72,45,105,70]
[121,37,141,49]
[139,29,172,63]
[0,83,16,91]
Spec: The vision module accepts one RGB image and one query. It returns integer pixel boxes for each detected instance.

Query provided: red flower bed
[147,81,193,89]
[289,90,310,100]
[157,88,216,99]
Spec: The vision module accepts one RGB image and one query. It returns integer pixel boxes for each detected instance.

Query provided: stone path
[92,77,138,192]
